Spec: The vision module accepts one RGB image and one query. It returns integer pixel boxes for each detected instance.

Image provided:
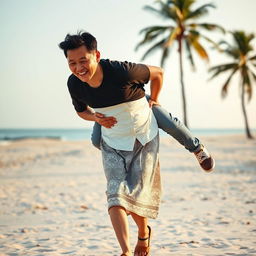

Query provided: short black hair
[58,31,97,57]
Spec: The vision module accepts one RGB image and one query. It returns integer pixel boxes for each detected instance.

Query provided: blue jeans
[91,98,201,153]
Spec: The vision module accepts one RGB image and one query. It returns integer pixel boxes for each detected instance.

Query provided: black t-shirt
[67,59,150,112]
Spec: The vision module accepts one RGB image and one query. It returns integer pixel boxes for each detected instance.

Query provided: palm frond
[164,27,181,47]
[184,38,195,70]
[139,25,171,35]
[182,0,196,10]
[187,32,209,60]
[249,68,256,82]
[221,68,239,98]
[191,40,209,60]
[208,63,238,80]
[160,47,171,67]
[144,2,177,20]
[171,0,195,20]
[186,3,215,20]
[188,29,221,51]
[140,38,167,61]
[232,30,255,55]
[248,69,256,100]
[188,23,225,33]
[241,67,253,101]
[246,84,253,101]
[136,26,170,51]
[143,5,165,18]
[249,54,256,61]
[218,44,240,59]
[171,0,195,11]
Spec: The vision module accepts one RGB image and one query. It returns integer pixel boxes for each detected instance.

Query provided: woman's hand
[94,112,117,128]
[148,98,160,108]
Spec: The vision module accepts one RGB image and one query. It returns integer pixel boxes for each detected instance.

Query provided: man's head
[59,31,100,83]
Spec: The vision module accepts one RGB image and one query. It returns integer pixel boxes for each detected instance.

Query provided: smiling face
[67,45,100,83]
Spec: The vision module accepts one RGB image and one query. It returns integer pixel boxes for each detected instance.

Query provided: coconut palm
[136,0,224,127]
[209,31,256,139]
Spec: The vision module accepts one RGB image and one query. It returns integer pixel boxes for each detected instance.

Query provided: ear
[96,50,101,62]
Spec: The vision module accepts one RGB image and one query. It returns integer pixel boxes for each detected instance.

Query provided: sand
[0,134,255,255]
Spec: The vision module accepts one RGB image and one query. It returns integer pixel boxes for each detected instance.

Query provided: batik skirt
[100,134,161,219]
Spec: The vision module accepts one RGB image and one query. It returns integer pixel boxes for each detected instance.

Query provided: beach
[0,134,255,256]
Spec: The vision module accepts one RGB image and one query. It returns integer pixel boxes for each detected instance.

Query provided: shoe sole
[204,158,215,172]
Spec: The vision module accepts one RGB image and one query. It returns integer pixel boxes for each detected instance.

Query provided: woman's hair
[58,31,97,57]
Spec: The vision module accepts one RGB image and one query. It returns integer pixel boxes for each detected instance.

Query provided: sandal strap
[138,236,149,241]
[138,225,151,241]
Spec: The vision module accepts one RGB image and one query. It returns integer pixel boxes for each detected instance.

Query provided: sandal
[134,225,151,255]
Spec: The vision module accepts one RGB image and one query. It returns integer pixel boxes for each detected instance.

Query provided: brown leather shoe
[134,225,151,255]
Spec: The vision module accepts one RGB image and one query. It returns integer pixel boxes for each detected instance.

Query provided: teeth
[78,71,86,75]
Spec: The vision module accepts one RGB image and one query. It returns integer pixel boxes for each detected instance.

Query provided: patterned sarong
[101,134,161,219]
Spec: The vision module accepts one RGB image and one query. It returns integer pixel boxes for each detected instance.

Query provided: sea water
[0,128,253,141]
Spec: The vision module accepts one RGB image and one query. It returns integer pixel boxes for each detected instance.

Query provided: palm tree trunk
[178,38,188,127]
[241,86,253,139]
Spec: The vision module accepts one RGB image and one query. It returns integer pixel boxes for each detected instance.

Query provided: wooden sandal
[134,225,151,255]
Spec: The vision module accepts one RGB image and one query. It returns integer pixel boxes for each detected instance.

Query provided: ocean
[0,128,251,141]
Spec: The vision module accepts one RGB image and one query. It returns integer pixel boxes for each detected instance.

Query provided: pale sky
[0,0,255,129]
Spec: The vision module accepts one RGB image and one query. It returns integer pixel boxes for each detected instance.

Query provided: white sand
[0,135,255,255]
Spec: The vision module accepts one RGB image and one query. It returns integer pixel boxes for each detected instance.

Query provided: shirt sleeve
[124,62,150,84]
[111,60,150,85]
[71,96,87,112]
[67,76,87,112]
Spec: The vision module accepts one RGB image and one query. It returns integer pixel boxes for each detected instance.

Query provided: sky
[0,0,255,129]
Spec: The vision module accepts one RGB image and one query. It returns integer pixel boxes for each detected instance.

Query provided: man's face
[67,45,100,83]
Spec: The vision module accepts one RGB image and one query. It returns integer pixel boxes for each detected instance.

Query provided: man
[59,31,215,256]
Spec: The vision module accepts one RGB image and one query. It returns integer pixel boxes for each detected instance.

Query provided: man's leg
[130,212,151,256]
[109,206,132,256]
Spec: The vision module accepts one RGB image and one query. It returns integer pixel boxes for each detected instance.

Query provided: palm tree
[209,31,256,139]
[136,0,224,127]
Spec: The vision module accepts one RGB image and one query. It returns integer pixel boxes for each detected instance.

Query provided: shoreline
[0,128,255,142]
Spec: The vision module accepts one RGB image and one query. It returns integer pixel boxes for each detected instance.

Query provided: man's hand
[94,112,117,128]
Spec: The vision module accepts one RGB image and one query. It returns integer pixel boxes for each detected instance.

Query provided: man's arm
[147,65,164,107]
[76,107,117,128]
